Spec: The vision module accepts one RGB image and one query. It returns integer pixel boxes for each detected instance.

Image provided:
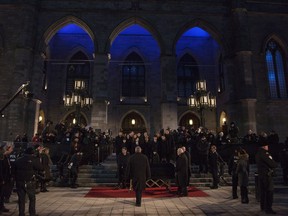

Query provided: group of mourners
[115,128,281,214]
[3,120,285,214]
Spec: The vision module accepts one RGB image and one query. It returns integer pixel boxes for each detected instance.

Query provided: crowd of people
[1,120,287,213]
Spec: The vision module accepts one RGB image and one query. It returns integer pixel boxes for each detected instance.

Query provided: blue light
[120,24,151,35]
[183,27,210,37]
[57,24,87,34]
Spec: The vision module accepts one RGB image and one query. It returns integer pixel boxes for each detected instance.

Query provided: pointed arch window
[66,51,90,93]
[177,53,199,97]
[122,52,145,97]
[265,40,287,98]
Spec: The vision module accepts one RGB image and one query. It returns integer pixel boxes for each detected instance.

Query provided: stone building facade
[0,0,288,141]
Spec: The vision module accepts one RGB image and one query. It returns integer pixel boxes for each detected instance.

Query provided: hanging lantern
[200,94,209,106]
[209,95,216,108]
[84,97,93,106]
[74,79,85,90]
[73,93,82,105]
[187,95,197,107]
[196,80,206,91]
[64,94,73,106]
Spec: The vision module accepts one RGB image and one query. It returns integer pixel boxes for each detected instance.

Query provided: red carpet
[85,186,209,198]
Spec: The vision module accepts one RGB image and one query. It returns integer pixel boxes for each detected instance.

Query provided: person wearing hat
[13,147,43,216]
[126,146,151,207]
[255,134,278,214]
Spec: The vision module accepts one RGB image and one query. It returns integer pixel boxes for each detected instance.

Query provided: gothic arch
[64,48,92,91]
[173,18,228,55]
[106,16,165,54]
[261,34,288,56]
[39,16,96,53]
[178,111,200,129]
[62,110,89,127]
[177,49,200,66]
[65,46,92,62]
[120,110,147,133]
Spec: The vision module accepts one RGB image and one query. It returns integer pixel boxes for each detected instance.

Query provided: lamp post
[187,80,216,127]
[63,79,93,126]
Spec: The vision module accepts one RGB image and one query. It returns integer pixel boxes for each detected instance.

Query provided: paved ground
[3,185,288,216]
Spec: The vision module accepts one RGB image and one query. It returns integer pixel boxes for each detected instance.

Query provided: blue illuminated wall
[49,24,94,59]
[46,24,94,121]
[109,24,161,100]
[176,27,220,93]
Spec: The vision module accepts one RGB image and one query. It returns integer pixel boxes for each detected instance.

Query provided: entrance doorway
[121,111,146,134]
[179,112,200,129]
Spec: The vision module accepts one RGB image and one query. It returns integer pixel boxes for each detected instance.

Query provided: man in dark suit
[126,146,151,207]
[255,134,278,214]
[176,148,188,196]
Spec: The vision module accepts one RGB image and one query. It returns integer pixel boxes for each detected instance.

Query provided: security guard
[14,147,43,216]
[255,135,278,214]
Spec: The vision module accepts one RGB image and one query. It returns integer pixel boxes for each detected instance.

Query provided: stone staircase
[73,153,284,188]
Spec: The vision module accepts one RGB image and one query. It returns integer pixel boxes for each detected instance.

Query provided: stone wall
[0,1,288,140]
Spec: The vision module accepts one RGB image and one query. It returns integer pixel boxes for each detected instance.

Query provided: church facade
[0,0,288,140]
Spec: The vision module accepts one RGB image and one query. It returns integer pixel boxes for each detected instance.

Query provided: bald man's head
[135,146,142,153]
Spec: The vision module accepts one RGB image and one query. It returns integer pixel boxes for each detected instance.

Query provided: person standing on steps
[126,146,151,207]
[117,147,130,189]
[228,147,240,199]
[209,145,219,189]
[176,148,188,196]
[236,148,250,204]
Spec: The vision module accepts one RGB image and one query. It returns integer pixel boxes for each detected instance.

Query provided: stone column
[33,99,42,135]
[160,55,178,130]
[226,6,257,134]
[90,53,109,131]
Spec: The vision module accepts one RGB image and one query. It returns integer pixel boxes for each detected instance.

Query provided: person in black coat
[117,147,130,188]
[236,149,250,204]
[175,148,188,196]
[0,142,10,213]
[126,146,151,207]
[68,152,82,188]
[13,147,43,216]
[228,148,240,199]
[182,146,191,187]
[255,135,278,214]
[1,144,14,206]
[209,145,219,189]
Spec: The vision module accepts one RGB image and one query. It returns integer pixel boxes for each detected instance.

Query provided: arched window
[122,52,145,97]
[265,40,287,98]
[66,51,90,93]
[177,53,199,97]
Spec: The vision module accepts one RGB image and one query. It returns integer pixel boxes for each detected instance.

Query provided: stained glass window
[66,51,90,93]
[122,52,145,97]
[177,53,199,97]
[265,40,287,98]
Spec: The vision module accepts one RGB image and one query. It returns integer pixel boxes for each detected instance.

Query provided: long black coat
[126,153,151,191]
[175,153,188,188]
[255,148,277,177]
[14,154,43,182]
